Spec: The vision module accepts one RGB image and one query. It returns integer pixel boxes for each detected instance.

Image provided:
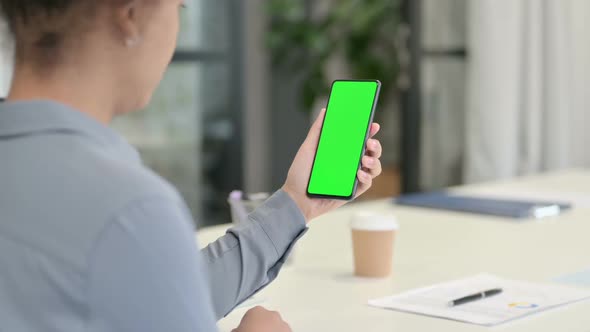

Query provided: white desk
[197,170,590,331]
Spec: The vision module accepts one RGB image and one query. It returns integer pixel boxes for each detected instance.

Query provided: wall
[0,15,13,97]
[242,1,273,193]
[270,71,310,189]
[420,0,468,189]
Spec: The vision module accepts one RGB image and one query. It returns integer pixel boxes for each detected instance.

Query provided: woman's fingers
[357,169,373,187]
[304,108,326,147]
[355,125,381,197]
[362,155,383,177]
[369,123,381,138]
[365,138,382,159]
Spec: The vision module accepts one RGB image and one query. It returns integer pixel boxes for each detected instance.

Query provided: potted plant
[267,0,403,113]
[267,0,403,195]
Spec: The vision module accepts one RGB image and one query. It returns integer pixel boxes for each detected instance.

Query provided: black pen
[448,288,503,307]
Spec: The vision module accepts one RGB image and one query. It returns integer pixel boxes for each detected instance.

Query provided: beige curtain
[466,0,590,182]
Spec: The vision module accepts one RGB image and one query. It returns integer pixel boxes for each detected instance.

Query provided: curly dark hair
[0,0,95,65]
[0,1,73,26]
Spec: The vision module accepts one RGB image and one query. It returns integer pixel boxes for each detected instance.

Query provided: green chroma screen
[307,80,379,198]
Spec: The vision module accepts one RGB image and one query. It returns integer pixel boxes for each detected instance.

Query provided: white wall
[0,16,13,97]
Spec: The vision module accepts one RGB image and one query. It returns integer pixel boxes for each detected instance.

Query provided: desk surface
[197,170,590,331]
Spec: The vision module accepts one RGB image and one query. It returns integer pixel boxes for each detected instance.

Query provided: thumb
[305,108,326,145]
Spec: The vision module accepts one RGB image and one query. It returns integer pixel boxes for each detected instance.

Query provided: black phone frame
[306,79,382,200]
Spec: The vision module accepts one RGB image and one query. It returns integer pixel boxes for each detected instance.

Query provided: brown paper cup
[351,212,398,278]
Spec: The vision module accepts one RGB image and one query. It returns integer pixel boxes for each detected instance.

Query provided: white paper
[555,269,590,287]
[369,274,590,326]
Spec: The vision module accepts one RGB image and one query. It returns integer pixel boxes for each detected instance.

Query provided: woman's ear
[113,0,142,47]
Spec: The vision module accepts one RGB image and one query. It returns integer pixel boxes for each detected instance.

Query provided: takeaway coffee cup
[350,212,399,278]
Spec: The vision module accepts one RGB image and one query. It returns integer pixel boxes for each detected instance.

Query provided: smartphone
[307,79,381,200]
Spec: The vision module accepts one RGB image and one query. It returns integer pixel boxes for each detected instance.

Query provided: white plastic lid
[350,211,399,231]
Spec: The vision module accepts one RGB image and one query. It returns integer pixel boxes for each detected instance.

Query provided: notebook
[395,191,572,219]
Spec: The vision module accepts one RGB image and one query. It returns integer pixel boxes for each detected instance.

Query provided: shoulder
[2,136,189,268]
[53,137,183,211]
[70,143,187,233]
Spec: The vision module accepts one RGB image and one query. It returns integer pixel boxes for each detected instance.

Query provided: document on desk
[555,269,590,287]
[369,274,590,326]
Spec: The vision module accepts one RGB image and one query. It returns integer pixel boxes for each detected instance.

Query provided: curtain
[466,0,590,183]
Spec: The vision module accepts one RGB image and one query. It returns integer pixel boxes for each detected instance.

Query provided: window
[113,0,243,227]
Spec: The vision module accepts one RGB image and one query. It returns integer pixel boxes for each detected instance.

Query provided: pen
[448,288,503,307]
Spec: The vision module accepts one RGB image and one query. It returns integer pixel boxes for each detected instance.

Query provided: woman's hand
[282,109,383,223]
[232,306,292,332]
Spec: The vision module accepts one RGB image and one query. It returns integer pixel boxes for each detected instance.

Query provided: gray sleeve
[201,189,308,319]
[88,198,218,332]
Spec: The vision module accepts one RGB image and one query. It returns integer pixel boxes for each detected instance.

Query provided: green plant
[267,0,402,112]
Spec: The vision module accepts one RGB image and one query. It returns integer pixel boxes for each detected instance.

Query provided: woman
[0,1,383,331]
